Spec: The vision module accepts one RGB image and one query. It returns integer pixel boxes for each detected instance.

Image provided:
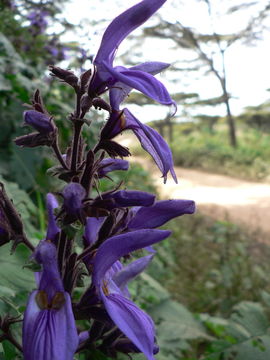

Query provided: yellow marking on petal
[119,112,126,130]
[102,281,110,296]
[35,290,49,310]
[35,290,65,310]
[51,292,66,310]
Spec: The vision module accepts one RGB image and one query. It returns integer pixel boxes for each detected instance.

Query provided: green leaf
[0,243,35,292]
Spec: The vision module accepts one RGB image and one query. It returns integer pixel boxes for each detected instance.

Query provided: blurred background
[2,0,270,359]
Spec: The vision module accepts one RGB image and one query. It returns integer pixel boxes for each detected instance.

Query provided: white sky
[61,0,270,121]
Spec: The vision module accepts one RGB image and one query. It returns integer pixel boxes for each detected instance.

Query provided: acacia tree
[142,0,270,147]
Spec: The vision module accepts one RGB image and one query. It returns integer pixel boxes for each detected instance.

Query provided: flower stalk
[3,1,197,359]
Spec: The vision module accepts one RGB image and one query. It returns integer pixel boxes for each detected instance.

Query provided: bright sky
[62,0,270,121]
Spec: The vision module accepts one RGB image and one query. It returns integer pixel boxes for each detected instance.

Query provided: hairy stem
[70,121,83,172]
[52,139,68,170]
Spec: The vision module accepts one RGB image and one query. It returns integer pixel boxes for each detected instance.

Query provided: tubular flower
[97,158,129,178]
[97,61,177,182]
[23,110,55,134]
[88,0,175,107]
[92,229,171,360]
[23,241,78,360]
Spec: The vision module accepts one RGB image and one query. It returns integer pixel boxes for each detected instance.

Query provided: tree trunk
[224,97,237,147]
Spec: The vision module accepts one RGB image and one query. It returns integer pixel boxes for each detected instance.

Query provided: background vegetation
[1,0,270,359]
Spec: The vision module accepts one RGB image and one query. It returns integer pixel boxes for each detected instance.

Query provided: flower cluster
[3,1,196,359]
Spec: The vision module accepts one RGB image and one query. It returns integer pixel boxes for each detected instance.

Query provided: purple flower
[93,190,155,211]
[109,61,171,109]
[89,0,174,107]
[24,110,54,134]
[23,241,78,360]
[45,193,60,243]
[92,229,171,360]
[98,158,129,178]
[27,10,48,35]
[98,109,177,183]
[128,199,196,230]
[62,182,86,220]
[84,217,105,247]
[95,59,177,182]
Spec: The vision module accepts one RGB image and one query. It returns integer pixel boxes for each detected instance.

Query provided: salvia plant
[0,0,196,359]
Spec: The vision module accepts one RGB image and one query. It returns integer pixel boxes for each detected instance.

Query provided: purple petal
[84,217,105,246]
[110,62,170,109]
[34,241,64,300]
[124,109,177,183]
[46,193,60,243]
[100,110,125,140]
[103,190,155,209]
[128,200,196,230]
[98,158,129,178]
[113,255,154,297]
[94,0,167,65]
[79,331,89,344]
[62,182,86,216]
[103,63,174,106]
[24,110,54,134]
[101,292,155,360]
[23,291,78,360]
[93,229,171,285]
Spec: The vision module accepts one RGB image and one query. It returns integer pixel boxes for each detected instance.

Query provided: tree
[142,0,270,147]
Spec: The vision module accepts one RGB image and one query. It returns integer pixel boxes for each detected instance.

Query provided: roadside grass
[148,212,270,316]
[132,124,270,181]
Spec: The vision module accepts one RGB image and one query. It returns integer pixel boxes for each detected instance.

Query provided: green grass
[132,123,270,181]
[148,212,270,316]
[169,125,270,181]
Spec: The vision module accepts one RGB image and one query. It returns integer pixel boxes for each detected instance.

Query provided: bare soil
[134,155,270,240]
[117,135,270,240]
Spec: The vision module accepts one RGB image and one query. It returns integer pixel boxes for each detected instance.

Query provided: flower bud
[24,110,55,134]
[14,132,56,148]
[49,65,79,88]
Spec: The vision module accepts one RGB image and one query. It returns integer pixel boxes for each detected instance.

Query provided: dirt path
[117,135,270,239]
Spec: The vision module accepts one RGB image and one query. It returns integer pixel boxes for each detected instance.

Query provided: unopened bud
[24,110,55,134]
[49,65,79,88]
[92,97,112,113]
[14,132,56,148]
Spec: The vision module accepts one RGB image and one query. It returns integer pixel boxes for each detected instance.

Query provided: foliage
[238,101,270,133]
[149,213,270,315]
[169,124,270,181]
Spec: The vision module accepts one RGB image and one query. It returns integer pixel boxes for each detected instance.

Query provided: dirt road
[131,156,270,239]
[117,135,270,238]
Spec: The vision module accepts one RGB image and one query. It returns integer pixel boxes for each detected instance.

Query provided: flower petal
[98,158,129,178]
[113,254,154,297]
[24,110,54,134]
[94,0,167,65]
[84,217,105,246]
[103,63,174,105]
[110,62,170,109]
[93,229,171,286]
[103,190,155,209]
[62,182,86,217]
[23,291,78,360]
[124,109,177,183]
[34,241,64,300]
[128,200,196,230]
[45,193,60,243]
[101,292,155,360]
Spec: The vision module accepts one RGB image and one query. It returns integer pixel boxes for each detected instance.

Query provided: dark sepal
[95,140,130,157]
[92,97,112,113]
[49,65,79,89]
[31,89,50,115]
[14,131,56,148]
[0,182,26,249]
